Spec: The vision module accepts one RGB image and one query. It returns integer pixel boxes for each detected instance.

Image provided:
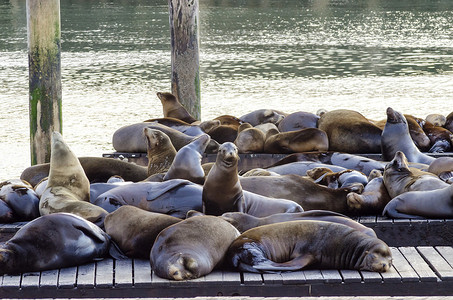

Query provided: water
[1,0,452,181]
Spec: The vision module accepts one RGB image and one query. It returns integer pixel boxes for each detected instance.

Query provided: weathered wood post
[168,0,201,120]
[26,0,62,165]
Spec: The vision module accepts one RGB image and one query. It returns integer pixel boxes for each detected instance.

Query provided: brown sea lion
[428,156,453,183]
[214,115,243,129]
[423,121,453,153]
[426,113,446,127]
[264,128,328,154]
[277,111,319,132]
[383,151,449,199]
[444,111,453,133]
[239,109,287,126]
[306,167,368,190]
[39,132,109,227]
[207,124,238,144]
[156,92,198,123]
[0,213,113,275]
[144,128,177,175]
[234,123,265,153]
[318,109,382,153]
[221,210,376,236]
[227,220,392,273]
[104,206,181,258]
[150,215,240,280]
[381,107,435,165]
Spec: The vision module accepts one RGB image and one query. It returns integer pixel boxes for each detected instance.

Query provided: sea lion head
[156,92,177,104]
[217,142,239,169]
[189,134,211,155]
[164,252,201,280]
[386,107,407,125]
[360,242,392,272]
[144,128,174,152]
[384,151,410,173]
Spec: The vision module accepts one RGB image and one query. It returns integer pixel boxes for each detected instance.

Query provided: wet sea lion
[227,220,392,273]
[163,134,210,184]
[104,206,182,258]
[221,210,376,236]
[157,92,198,124]
[144,128,177,175]
[234,123,265,153]
[239,109,286,126]
[263,128,329,153]
[39,132,108,227]
[277,111,319,132]
[383,151,449,199]
[0,179,40,221]
[0,213,113,275]
[21,156,149,187]
[150,215,240,280]
[383,183,453,219]
[381,107,435,165]
[317,109,382,153]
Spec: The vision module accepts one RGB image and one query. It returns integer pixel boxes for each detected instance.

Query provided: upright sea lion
[150,215,240,280]
[277,111,319,132]
[318,109,382,153]
[234,123,265,153]
[264,128,329,153]
[227,220,392,273]
[144,128,177,175]
[21,157,149,187]
[383,183,453,219]
[0,213,113,275]
[156,92,198,124]
[383,151,449,199]
[39,132,108,227]
[0,179,40,221]
[381,107,435,164]
[239,109,286,126]
[221,210,376,236]
[104,206,182,258]
[163,134,210,184]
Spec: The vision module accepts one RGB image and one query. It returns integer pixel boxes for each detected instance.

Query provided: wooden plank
[39,269,58,289]
[242,272,263,284]
[58,266,77,289]
[399,247,437,282]
[389,247,419,282]
[418,246,453,281]
[281,270,306,284]
[115,259,133,288]
[303,270,324,284]
[320,269,343,283]
[133,259,152,287]
[358,215,377,224]
[220,270,241,284]
[262,272,283,284]
[95,258,113,288]
[340,270,362,283]
[436,246,453,267]
[380,265,402,283]
[77,262,95,288]
[1,273,21,289]
[20,271,40,289]
[150,271,172,286]
[360,270,382,283]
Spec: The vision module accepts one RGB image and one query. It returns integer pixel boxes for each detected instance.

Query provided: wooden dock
[1,217,453,297]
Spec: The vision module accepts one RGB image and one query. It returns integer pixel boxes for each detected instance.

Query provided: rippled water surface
[1,0,452,180]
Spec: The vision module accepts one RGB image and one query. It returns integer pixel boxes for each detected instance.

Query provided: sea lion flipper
[253,254,314,272]
[108,239,128,260]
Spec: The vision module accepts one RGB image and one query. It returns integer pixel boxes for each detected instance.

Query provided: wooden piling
[168,0,201,120]
[26,0,62,165]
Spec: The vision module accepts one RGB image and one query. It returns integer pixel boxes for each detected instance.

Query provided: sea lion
[113,122,219,153]
[39,132,108,227]
[221,210,376,236]
[0,213,113,275]
[381,107,435,164]
[21,156,149,187]
[404,114,431,151]
[428,156,453,182]
[444,111,453,133]
[264,128,329,153]
[239,109,287,126]
[266,161,346,176]
[227,220,392,273]
[203,142,303,216]
[383,151,449,199]
[234,123,265,153]
[156,92,198,124]
[423,121,453,153]
[150,215,240,280]
[240,174,362,215]
[144,128,177,175]
[0,199,14,223]
[318,109,382,153]
[241,168,280,177]
[0,179,40,221]
[383,183,453,219]
[214,115,243,129]
[206,124,238,144]
[104,206,182,258]
[306,168,368,190]
[163,134,210,184]
[277,111,319,132]
[141,117,220,137]
[347,169,391,215]
[426,113,446,127]
[93,179,203,218]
